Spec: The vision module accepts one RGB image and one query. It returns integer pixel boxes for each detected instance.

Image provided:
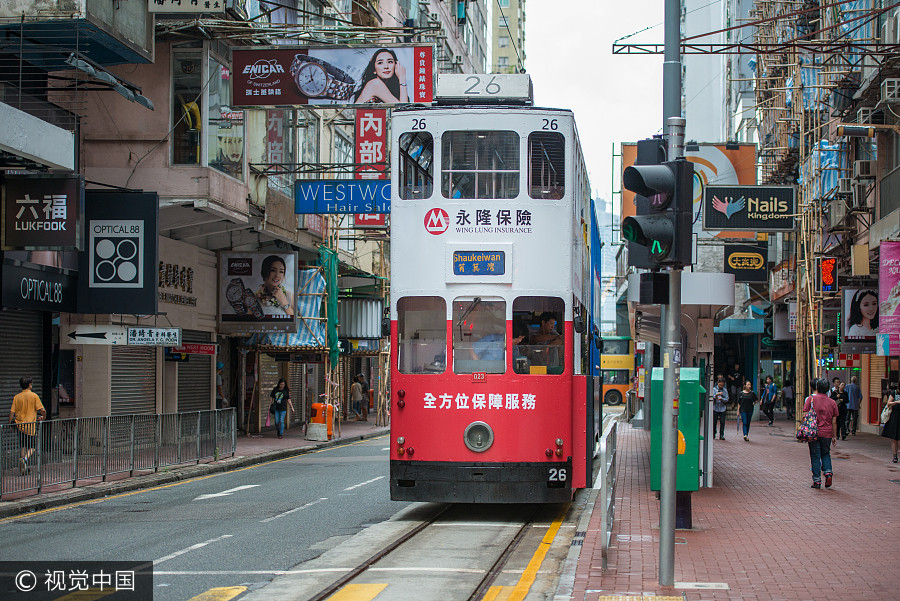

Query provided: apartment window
[498,0,510,6]
[499,16,508,27]
[498,57,509,68]
[499,36,510,48]
[208,56,244,180]
[334,130,353,165]
[172,51,203,165]
[266,109,295,195]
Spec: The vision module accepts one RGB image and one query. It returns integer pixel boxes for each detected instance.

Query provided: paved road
[2,434,405,601]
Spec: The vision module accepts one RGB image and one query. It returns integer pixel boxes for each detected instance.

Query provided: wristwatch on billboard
[243,288,265,320]
[226,278,248,315]
[290,54,355,100]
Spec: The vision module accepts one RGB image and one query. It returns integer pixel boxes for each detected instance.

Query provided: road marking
[342,476,385,491]
[326,583,388,601]
[193,485,260,501]
[186,587,248,601]
[433,522,522,527]
[154,569,352,575]
[154,534,234,565]
[506,506,567,601]
[260,497,328,523]
[48,590,117,601]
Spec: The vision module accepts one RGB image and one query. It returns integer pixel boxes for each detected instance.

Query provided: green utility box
[650,367,705,492]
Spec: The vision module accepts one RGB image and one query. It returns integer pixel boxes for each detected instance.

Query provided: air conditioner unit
[828,198,847,228]
[852,182,870,208]
[837,177,852,196]
[853,160,875,180]
[882,78,900,102]
[857,107,874,124]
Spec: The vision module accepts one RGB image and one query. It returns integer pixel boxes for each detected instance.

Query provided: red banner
[355,108,387,180]
[170,343,217,355]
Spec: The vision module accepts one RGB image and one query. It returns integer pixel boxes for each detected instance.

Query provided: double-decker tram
[389,79,600,503]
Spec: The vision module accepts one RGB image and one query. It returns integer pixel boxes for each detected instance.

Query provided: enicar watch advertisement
[218,251,298,334]
[232,45,434,108]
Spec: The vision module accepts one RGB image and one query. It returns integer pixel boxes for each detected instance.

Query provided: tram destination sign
[452,251,506,276]
[703,185,796,231]
[295,180,390,214]
[436,74,533,102]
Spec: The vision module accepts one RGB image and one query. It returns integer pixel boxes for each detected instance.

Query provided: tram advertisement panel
[218,251,298,333]
[232,45,433,107]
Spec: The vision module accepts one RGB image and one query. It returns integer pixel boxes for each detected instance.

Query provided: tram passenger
[531,312,562,345]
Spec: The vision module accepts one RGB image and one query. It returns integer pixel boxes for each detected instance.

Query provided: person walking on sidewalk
[8,376,46,475]
[846,375,862,436]
[269,379,294,439]
[737,380,758,441]
[835,381,849,440]
[727,362,744,404]
[350,376,365,420]
[711,376,729,440]
[881,383,900,463]
[804,378,840,489]
[761,375,777,426]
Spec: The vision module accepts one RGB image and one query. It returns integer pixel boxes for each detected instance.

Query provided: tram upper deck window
[512,296,565,375]
[528,132,565,199]
[399,132,434,199]
[601,339,629,356]
[441,131,519,199]
[452,299,506,374]
[398,296,446,374]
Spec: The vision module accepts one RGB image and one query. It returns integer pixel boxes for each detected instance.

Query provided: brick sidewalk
[572,416,900,601]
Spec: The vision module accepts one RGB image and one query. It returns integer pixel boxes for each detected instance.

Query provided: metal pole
[663,0,682,123]
[659,268,681,586]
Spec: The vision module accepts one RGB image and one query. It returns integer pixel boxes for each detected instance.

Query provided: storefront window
[398,297,447,374]
[453,298,506,374]
[208,56,244,180]
[172,51,202,165]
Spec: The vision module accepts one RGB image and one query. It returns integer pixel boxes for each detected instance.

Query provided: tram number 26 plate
[548,468,568,482]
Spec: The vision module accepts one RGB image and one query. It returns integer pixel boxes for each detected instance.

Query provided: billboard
[842,288,878,341]
[3,174,83,250]
[723,243,767,282]
[232,45,433,107]
[219,252,298,333]
[702,186,796,231]
[878,241,900,354]
[295,180,390,214]
[77,191,159,315]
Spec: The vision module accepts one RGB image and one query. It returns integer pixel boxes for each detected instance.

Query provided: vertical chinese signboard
[878,241,900,355]
[355,108,387,180]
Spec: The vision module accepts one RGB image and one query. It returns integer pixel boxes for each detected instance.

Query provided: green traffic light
[623,223,637,242]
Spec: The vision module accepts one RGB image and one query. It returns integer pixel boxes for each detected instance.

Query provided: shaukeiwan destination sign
[295,180,390,214]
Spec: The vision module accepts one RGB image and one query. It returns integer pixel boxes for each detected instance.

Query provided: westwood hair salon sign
[703,186,796,232]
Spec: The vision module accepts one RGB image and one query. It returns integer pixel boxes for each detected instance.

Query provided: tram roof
[393,104,573,114]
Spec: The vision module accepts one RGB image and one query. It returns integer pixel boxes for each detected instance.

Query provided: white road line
[342,476,385,491]
[432,522,522,527]
[259,498,327,523]
[154,569,352,575]
[154,534,234,565]
[381,447,390,451]
[193,485,260,501]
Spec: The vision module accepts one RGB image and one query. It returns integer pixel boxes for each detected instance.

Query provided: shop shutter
[111,346,157,415]
[870,356,886,396]
[177,330,213,413]
[289,362,305,421]
[0,310,44,416]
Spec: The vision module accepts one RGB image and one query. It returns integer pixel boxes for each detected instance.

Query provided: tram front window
[441,131,519,199]
[452,299,506,374]
[399,132,433,199]
[512,296,565,375]
[398,296,446,374]
[528,132,565,199]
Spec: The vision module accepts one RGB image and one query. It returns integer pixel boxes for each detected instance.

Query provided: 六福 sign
[2,175,83,250]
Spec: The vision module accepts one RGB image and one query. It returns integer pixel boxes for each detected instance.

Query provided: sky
[523,0,666,217]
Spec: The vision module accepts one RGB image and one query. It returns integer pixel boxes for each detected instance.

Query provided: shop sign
[232,45,433,108]
[78,191,159,315]
[170,343,217,355]
[128,327,181,346]
[703,186,796,231]
[723,243,767,283]
[1,259,77,312]
[819,257,838,294]
[2,175,83,250]
[355,108,387,180]
[67,325,127,345]
[295,180,390,214]
[148,0,225,12]
[353,214,387,229]
[158,260,197,307]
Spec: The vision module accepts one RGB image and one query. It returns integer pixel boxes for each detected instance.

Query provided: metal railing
[596,418,619,569]
[1,409,236,499]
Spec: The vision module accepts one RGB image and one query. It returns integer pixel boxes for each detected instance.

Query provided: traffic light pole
[658,117,684,587]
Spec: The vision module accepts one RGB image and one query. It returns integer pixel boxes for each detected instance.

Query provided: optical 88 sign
[89,220,144,288]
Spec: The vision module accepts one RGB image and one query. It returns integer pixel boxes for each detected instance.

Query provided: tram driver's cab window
[452,299,506,374]
[399,132,433,199]
[442,131,519,199]
[528,132,565,199]
[512,296,565,375]
[397,297,446,374]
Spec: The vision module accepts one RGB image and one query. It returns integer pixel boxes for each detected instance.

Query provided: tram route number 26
[548,468,567,482]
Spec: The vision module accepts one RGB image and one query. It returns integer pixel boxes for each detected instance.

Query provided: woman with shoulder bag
[881,383,900,463]
[270,378,295,439]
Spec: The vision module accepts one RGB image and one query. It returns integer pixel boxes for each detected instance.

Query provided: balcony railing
[0,409,235,499]
[0,81,78,131]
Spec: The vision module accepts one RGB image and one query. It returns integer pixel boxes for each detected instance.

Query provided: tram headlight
[555,438,564,447]
[397,437,405,445]
[463,421,494,453]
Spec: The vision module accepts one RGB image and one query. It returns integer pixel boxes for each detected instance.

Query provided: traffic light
[622,159,693,266]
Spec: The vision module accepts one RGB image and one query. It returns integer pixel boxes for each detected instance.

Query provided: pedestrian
[357,373,370,421]
[215,361,226,409]
[727,362,744,403]
[803,378,840,489]
[881,383,900,463]
[845,375,862,435]
[8,376,46,475]
[782,379,794,420]
[710,376,729,440]
[737,380,758,441]
[761,375,777,426]
[269,378,294,439]
[836,381,849,440]
[350,375,364,420]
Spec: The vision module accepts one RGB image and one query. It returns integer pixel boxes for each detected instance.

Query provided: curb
[0,428,389,519]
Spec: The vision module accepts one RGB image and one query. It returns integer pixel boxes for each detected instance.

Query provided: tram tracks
[300,503,568,601]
